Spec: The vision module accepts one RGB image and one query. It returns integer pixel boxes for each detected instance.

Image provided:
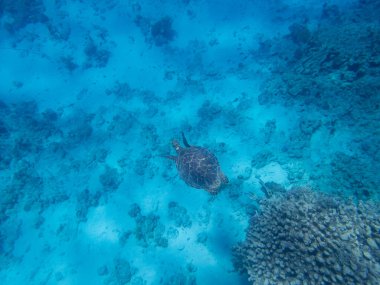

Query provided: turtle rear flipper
[221,174,229,184]
[181,132,191,147]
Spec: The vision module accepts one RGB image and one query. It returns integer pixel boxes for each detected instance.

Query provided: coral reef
[118,231,132,247]
[168,201,192,228]
[104,258,137,285]
[196,232,208,244]
[106,81,135,100]
[253,11,380,195]
[262,119,276,144]
[133,154,152,177]
[150,16,176,46]
[235,187,380,285]
[134,14,176,47]
[251,150,277,169]
[127,201,193,249]
[197,100,223,123]
[1,0,48,33]
[107,110,136,137]
[129,204,169,248]
[135,213,168,248]
[0,220,21,268]
[326,152,379,200]
[65,112,94,146]
[99,166,123,191]
[258,19,380,109]
[76,189,101,222]
[84,35,111,68]
[128,203,141,218]
[60,56,78,72]
[113,258,134,284]
[288,23,311,45]
[161,272,197,285]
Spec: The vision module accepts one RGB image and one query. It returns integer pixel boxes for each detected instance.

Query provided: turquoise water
[0,0,379,284]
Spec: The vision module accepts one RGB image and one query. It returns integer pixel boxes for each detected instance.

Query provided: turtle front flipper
[181,132,191,147]
[161,155,177,161]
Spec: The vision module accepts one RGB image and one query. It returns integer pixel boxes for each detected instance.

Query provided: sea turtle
[164,133,228,194]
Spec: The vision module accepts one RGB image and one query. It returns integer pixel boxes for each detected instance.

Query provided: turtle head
[172,140,181,152]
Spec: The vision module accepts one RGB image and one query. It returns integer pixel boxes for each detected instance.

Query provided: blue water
[0,0,379,284]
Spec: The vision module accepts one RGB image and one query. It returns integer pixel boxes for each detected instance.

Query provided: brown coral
[236,187,380,285]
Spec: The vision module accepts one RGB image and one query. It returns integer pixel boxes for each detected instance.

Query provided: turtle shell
[176,146,226,193]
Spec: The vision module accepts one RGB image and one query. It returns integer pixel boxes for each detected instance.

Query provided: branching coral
[235,187,380,285]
